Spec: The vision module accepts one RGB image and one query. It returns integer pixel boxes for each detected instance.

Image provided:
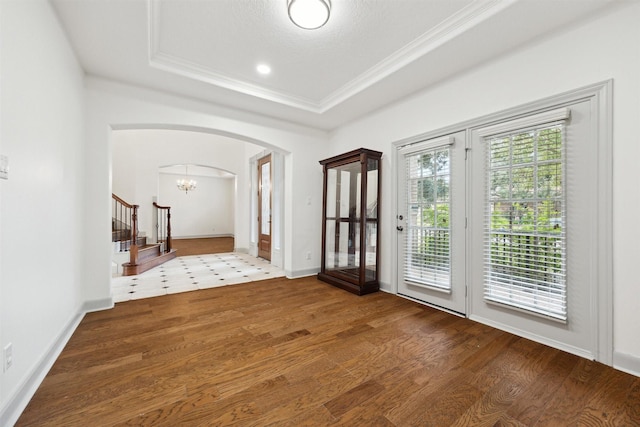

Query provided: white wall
[158,173,235,238]
[3,2,638,424]
[329,3,640,373]
[84,77,328,308]
[112,129,261,247]
[0,0,86,424]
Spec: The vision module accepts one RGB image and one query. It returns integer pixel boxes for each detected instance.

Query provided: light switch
[0,155,8,180]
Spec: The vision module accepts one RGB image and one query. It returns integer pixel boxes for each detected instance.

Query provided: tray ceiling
[51,0,616,130]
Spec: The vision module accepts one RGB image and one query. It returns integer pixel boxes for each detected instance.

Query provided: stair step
[112,230,131,242]
[114,236,147,251]
[122,249,177,276]
[137,244,162,263]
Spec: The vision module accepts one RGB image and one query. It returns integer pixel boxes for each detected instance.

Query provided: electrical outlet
[306,251,311,260]
[4,343,13,372]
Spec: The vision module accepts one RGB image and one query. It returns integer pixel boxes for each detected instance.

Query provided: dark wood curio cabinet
[318,148,382,295]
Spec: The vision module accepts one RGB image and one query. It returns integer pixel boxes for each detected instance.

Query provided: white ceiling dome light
[288,0,331,30]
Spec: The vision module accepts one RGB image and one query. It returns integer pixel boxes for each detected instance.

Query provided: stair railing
[112,193,139,266]
[153,202,172,253]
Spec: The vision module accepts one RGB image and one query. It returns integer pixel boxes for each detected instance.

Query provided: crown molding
[320,0,513,111]
[147,0,514,114]
[149,51,323,112]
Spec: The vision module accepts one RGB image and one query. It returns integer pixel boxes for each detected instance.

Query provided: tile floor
[112,252,285,303]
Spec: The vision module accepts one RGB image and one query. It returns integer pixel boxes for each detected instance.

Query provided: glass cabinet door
[325,162,361,279]
[364,158,379,282]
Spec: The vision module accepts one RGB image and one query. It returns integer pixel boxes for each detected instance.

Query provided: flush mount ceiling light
[288,0,331,30]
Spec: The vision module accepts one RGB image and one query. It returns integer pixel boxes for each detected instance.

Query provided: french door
[396,91,608,360]
[397,131,467,315]
[468,100,596,357]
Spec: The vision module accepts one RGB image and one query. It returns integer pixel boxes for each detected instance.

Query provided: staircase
[112,194,177,276]
[121,241,177,276]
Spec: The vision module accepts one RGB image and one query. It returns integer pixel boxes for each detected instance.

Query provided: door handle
[397,226,404,231]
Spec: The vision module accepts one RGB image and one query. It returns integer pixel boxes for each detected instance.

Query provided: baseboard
[82,297,114,313]
[172,234,234,239]
[379,281,393,293]
[613,351,640,378]
[285,268,320,279]
[0,311,85,427]
[469,314,595,361]
[285,270,385,282]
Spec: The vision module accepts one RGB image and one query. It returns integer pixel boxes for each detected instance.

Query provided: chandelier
[177,165,197,194]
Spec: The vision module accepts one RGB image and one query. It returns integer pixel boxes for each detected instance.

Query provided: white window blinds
[480,108,569,321]
[403,140,452,292]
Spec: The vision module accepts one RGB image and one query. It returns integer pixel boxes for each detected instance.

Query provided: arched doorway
[110,126,288,287]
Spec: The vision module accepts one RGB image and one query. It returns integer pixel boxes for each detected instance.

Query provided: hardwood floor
[17,277,640,426]
[171,237,235,257]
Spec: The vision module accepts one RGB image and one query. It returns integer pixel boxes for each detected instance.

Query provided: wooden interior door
[258,154,272,260]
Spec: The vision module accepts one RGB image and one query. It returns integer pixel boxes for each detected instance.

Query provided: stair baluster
[113,194,176,276]
[153,202,172,253]
[130,204,139,266]
[112,193,139,263]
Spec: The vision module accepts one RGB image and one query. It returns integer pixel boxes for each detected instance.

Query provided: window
[404,145,451,291]
[481,110,568,321]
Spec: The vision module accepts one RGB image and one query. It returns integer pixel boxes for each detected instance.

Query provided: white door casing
[392,81,612,363]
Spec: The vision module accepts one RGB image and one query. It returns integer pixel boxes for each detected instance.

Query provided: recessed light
[257,64,271,75]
